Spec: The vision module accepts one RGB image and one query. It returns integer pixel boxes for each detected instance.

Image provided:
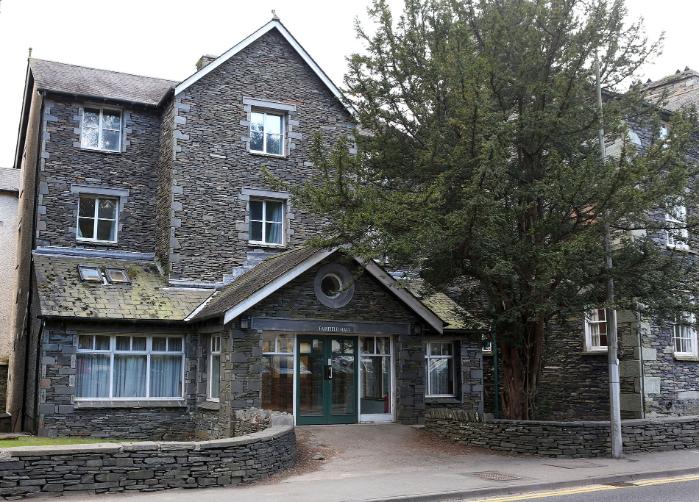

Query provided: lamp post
[595,55,623,459]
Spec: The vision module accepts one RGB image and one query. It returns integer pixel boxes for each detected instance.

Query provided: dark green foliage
[292,0,699,417]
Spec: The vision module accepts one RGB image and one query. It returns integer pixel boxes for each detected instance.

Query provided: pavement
[33,424,699,502]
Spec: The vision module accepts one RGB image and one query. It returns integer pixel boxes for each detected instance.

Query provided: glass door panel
[298,337,324,417]
[296,336,358,425]
[331,338,356,417]
[360,336,393,420]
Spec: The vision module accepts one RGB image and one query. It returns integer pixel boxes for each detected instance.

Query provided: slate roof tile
[30,59,175,107]
[34,253,211,321]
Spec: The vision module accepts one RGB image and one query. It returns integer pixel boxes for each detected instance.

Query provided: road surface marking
[471,473,699,501]
[472,485,618,501]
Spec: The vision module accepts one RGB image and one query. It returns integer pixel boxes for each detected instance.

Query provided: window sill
[425,396,461,404]
[247,242,287,250]
[198,400,221,411]
[74,399,186,409]
[79,147,122,155]
[673,354,699,362]
[249,151,288,160]
[582,349,608,356]
[77,239,119,247]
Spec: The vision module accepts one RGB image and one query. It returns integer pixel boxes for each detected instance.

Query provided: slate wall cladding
[37,321,198,440]
[247,258,419,324]
[0,425,295,499]
[482,315,637,420]
[155,99,176,269]
[426,408,699,458]
[170,29,354,282]
[36,96,160,253]
[641,320,699,416]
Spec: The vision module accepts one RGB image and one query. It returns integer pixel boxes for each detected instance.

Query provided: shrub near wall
[426,408,699,458]
[0,426,295,499]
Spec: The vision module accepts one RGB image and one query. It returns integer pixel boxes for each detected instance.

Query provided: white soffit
[175,19,352,115]
[222,248,337,325]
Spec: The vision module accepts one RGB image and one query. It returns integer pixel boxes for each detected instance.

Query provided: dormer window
[77,195,118,243]
[249,111,284,156]
[81,107,122,152]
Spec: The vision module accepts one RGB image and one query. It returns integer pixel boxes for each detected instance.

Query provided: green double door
[296,336,358,425]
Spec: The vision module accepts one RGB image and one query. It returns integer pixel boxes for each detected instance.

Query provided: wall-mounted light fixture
[240,317,250,330]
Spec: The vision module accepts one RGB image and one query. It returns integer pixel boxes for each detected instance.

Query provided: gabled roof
[29,59,175,107]
[175,18,352,115]
[188,246,333,322]
[0,167,20,193]
[33,252,211,321]
[188,246,459,334]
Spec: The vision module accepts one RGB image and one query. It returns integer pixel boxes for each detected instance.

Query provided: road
[465,475,699,501]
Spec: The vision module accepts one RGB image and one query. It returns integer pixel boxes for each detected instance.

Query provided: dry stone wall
[426,408,699,457]
[0,425,295,499]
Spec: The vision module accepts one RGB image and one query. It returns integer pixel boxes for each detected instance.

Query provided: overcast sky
[0,0,697,167]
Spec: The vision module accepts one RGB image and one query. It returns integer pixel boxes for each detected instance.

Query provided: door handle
[324,364,333,380]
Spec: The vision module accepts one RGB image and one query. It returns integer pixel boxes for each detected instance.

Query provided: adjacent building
[483,68,699,421]
[9,17,482,438]
[0,167,20,425]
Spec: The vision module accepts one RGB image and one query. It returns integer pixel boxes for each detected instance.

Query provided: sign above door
[249,317,412,336]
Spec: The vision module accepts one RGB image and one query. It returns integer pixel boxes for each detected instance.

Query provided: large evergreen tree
[293,0,699,419]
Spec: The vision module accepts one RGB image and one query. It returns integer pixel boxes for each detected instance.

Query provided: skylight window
[78,266,103,283]
[106,268,130,284]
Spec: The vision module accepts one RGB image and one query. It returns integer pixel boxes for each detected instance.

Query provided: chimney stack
[196,55,217,72]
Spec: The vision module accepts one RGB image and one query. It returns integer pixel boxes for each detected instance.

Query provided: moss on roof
[34,253,211,321]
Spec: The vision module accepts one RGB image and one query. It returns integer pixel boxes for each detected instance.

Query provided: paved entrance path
[38,424,699,501]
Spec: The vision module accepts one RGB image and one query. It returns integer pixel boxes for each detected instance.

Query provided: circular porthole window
[314,264,355,309]
[321,273,343,298]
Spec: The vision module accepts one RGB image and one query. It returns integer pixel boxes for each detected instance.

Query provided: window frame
[584,308,610,353]
[261,333,295,414]
[80,106,123,153]
[672,314,698,358]
[248,198,285,247]
[208,335,222,402]
[76,195,119,244]
[665,203,690,251]
[249,110,286,157]
[75,334,185,401]
[424,341,456,398]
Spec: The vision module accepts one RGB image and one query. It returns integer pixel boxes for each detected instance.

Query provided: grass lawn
[0,436,122,448]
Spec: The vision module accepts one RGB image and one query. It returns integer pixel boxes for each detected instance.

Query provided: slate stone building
[10,17,482,438]
[483,68,699,422]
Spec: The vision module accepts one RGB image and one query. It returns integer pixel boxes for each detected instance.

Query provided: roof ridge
[30,58,176,84]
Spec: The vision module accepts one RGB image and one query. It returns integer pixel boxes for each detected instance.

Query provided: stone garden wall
[426,408,699,457]
[0,425,295,499]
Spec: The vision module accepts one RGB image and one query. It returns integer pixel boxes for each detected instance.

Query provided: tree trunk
[499,315,546,420]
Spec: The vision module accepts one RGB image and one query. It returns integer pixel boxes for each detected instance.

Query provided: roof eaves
[36,88,166,109]
[219,248,337,324]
